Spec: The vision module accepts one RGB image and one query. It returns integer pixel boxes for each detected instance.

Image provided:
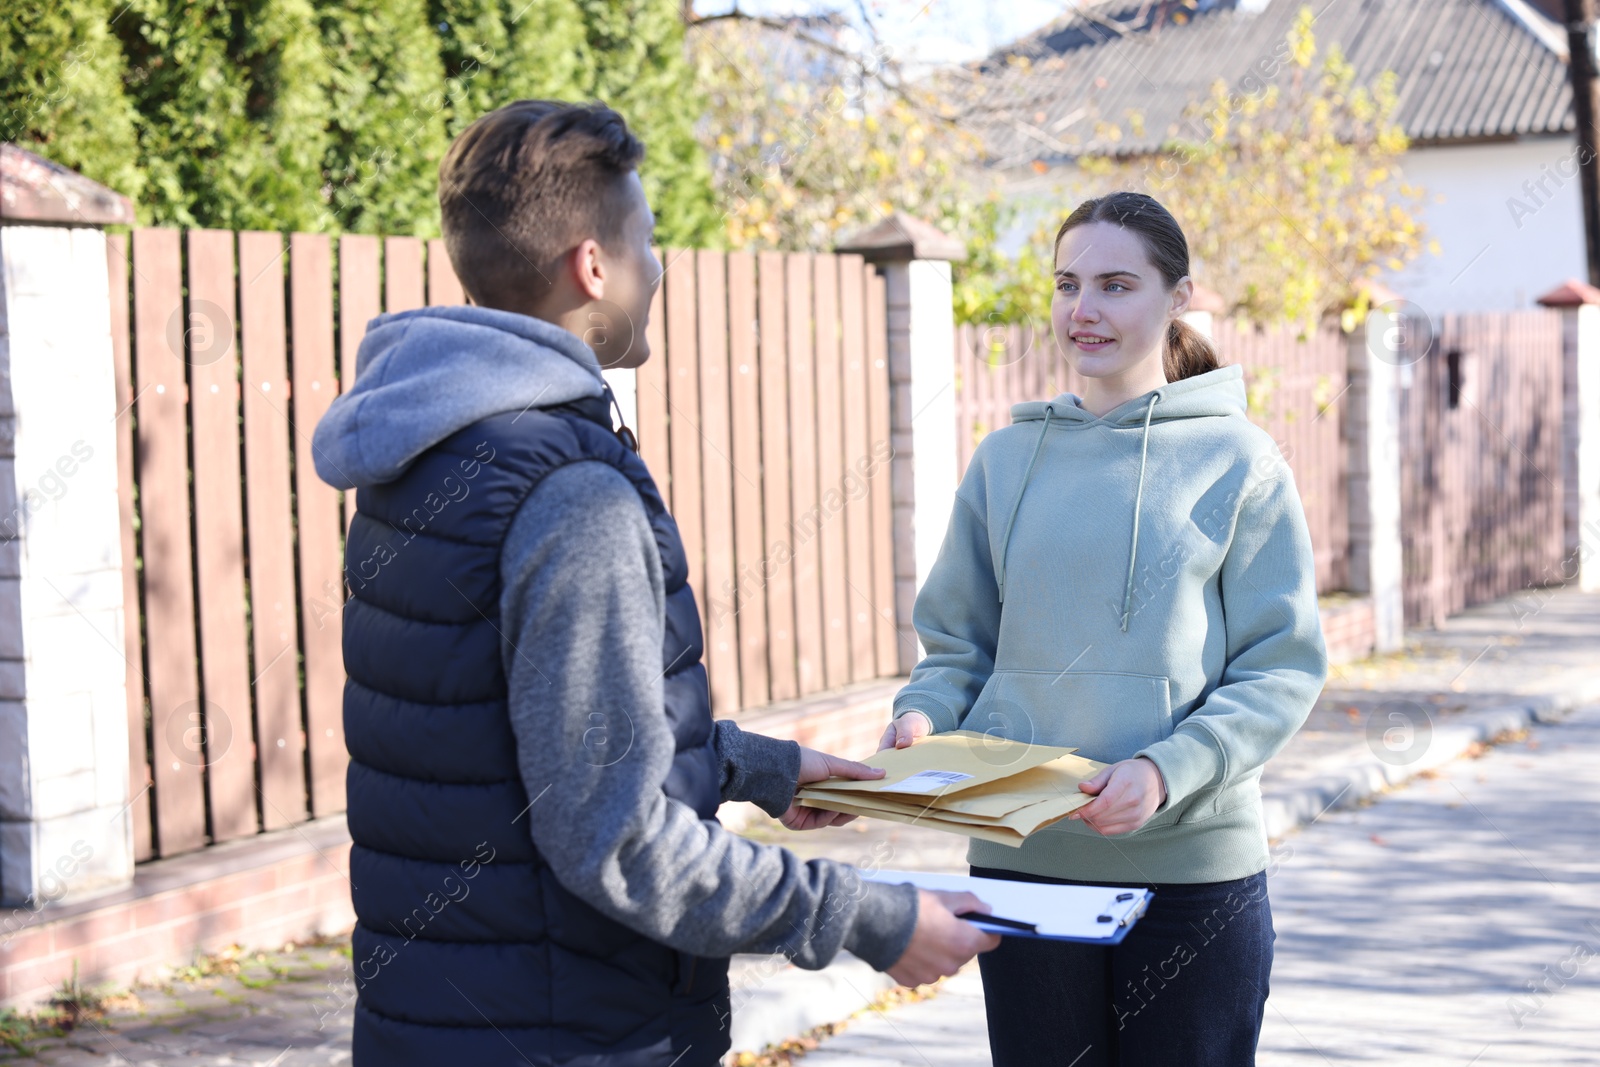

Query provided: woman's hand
[877,711,933,752]
[1069,757,1168,836]
[780,748,886,830]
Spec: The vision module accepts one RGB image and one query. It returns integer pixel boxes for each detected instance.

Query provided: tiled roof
[965,0,1574,168]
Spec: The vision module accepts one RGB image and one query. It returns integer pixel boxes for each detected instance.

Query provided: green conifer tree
[432,0,592,136]
[318,0,450,235]
[115,0,329,229]
[0,0,145,207]
[238,0,334,230]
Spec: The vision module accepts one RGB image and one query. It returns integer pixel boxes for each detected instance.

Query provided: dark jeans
[971,865,1274,1067]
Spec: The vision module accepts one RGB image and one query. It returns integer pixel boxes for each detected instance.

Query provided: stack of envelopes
[795,731,1109,847]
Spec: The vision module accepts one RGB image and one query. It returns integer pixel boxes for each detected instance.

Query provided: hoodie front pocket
[968,669,1174,765]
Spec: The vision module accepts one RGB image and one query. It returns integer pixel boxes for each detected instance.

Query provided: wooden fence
[1398,310,1566,628]
[634,249,899,715]
[107,233,896,862]
[954,318,1350,595]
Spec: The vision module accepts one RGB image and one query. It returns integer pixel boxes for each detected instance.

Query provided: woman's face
[1050,221,1184,382]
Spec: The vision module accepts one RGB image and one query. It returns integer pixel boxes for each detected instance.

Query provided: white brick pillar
[0,146,136,906]
[1537,280,1600,591]
[837,214,963,673]
[1345,288,1412,653]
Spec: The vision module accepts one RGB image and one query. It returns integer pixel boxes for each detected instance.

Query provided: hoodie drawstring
[603,382,640,453]
[996,406,1054,604]
[1118,393,1161,632]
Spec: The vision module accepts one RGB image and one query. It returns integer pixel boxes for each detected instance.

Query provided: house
[965,0,1582,314]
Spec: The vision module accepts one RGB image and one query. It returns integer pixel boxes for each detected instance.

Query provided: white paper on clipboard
[862,868,1152,942]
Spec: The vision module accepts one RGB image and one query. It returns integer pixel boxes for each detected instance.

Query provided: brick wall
[0,817,353,1009]
[1320,595,1377,667]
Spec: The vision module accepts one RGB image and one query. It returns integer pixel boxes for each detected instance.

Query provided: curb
[724,952,895,1063]
[1262,678,1600,840]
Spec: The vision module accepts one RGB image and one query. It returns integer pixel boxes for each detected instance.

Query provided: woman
[879,191,1328,1066]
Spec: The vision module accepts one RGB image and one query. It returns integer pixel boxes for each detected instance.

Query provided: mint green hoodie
[892,363,1328,884]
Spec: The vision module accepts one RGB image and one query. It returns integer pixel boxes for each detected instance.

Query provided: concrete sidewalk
[724,587,1600,1062]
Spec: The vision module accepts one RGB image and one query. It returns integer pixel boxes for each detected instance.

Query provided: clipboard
[862,868,1154,945]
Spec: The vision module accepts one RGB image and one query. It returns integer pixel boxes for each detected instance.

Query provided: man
[312,99,997,1066]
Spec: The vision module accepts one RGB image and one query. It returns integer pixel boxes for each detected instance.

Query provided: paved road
[800,702,1600,1065]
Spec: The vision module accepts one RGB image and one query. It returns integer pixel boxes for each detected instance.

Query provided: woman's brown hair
[1053,191,1221,382]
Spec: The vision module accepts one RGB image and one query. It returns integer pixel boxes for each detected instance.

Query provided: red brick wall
[1,827,354,1009]
[1320,596,1377,667]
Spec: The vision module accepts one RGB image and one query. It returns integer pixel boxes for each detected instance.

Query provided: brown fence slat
[838,254,875,683]
[339,235,381,543]
[339,235,382,369]
[426,238,465,306]
[812,255,849,690]
[637,247,671,488]
[972,324,993,449]
[384,236,425,312]
[185,230,257,844]
[757,251,797,702]
[106,233,153,861]
[290,233,347,817]
[239,232,308,830]
[726,252,768,710]
[954,324,974,476]
[664,251,706,646]
[131,228,206,857]
[865,265,898,676]
[786,253,824,696]
[695,250,739,715]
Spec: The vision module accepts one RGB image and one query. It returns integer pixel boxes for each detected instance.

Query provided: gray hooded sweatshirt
[312,305,918,975]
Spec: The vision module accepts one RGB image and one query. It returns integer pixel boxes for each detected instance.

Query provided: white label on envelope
[889,770,975,794]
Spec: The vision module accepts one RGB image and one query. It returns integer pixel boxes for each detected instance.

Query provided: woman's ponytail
[1165,317,1220,382]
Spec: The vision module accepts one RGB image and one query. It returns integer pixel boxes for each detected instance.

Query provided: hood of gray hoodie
[312,306,610,491]
[1000,363,1248,630]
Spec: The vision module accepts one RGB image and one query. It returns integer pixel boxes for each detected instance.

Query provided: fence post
[0,146,138,906]
[1345,286,1408,653]
[1538,279,1600,592]
[837,214,964,673]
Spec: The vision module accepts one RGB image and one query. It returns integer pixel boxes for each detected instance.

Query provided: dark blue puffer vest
[342,390,729,1066]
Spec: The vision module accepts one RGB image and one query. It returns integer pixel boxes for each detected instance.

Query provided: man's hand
[1069,756,1168,836]
[876,711,933,752]
[887,890,1003,987]
[779,748,886,831]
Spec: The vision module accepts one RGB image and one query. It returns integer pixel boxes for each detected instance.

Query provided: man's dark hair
[439,100,646,309]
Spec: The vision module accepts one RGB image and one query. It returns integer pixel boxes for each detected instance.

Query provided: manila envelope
[797,743,1114,846]
[796,796,1030,846]
[931,753,1109,817]
[799,730,1078,799]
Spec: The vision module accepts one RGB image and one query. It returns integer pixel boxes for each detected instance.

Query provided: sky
[692,0,1069,67]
